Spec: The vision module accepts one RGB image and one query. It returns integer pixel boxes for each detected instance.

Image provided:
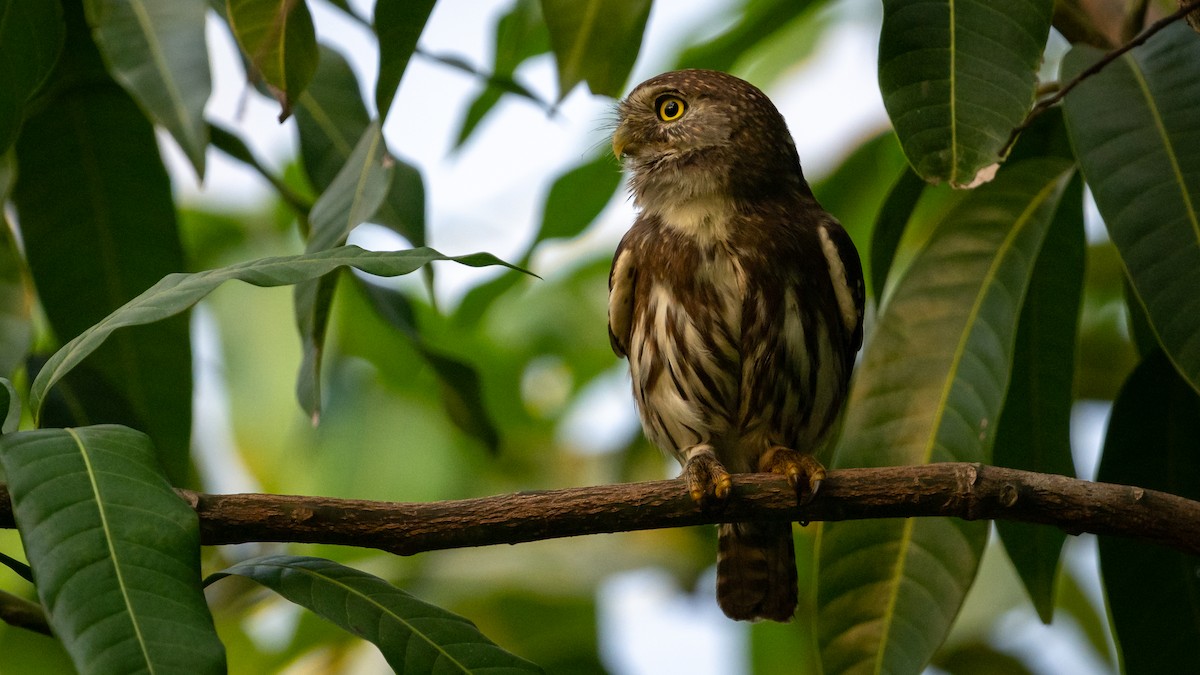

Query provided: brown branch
[2,464,1199,561]
[1002,0,1200,156]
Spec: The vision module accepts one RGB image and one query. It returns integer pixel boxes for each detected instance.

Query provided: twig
[0,590,51,636]
[6,464,1194,556]
[1002,0,1200,156]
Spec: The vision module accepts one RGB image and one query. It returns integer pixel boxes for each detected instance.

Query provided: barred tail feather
[716,522,797,622]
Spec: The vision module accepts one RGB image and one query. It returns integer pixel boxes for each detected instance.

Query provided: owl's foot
[760,447,825,504]
[682,444,732,506]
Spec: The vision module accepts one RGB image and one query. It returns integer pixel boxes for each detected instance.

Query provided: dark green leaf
[373,0,435,120]
[84,0,211,176]
[30,245,526,421]
[1062,23,1200,394]
[455,0,550,148]
[1098,351,1200,673]
[13,45,192,483]
[0,213,31,379]
[209,555,543,673]
[295,44,369,191]
[295,121,393,419]
[878,0,1054,186]
[819,157,1075,674]
[870,167,924,305]
[541,0,650,99]
[534,152,622,246]
[1,377,17,434]
[356,278,501,453]
[225,0,317,119]
[0,1,62,154]
[0,425,225,674]
[993,173,1084,624]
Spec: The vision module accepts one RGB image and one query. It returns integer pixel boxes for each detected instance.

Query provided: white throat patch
[651,195,733,244]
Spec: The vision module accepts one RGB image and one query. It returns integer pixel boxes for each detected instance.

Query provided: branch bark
[5,463,1195,557]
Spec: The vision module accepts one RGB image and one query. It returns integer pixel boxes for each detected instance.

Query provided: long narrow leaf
[0,1,62,155]
[1062,23,1200,393]
[818,157,1075,674]
[225,0,317,118]
[541,0,650,99]
[30,246,524,421]
[210,555,543,673]
[84,0,211,175]
[1098,351,1200,672]
[373,0,435,120]
[0,425,225,674]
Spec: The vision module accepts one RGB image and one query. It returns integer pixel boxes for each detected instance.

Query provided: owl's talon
[683,444,732,506]
[761,446,825,505]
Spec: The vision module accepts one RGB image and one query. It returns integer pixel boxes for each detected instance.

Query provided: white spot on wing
[818,225,859,336]
[609,248,634,354]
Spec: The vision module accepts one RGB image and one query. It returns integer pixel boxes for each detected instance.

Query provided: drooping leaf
[870,167,925,305]
[0,1,62,155]
[84,0,211,176]
[295,121,393,419]
[993,173,1084,624]
[1,377,17,434]
[1062,22,1200,394]
[355,278,501,453]
[295,44,426,246]
[209,555,544,673]
[1097,351,1200,673]
[29,245,525,421]
[541,0,650,99]
[13,8,192,484]
[0,425,225,674]
[225,0,317,119]
[455,0,550,148]
[0,214,31,379]
[818,157,1075,675]
[878,0,1054,186]
[373,0,435,120]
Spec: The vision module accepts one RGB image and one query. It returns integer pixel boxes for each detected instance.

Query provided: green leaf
[373,0,435,120]
[30,245,525,421]
[0,425,225,674]
[1097,350,1200,672]
[533,152,622,247]
[455,0,549,148]
[1062,23,1200,394]
[1,377,17,434]
[354,278,501,453]
[84,0,211,176]
[541,0,650,99]
[0,1,62,155]
[13,50,192,483]
[225,0,317,119]
[295,121,393,419]
[675,0,819,73]
[870,167,925,306]
[878,0,1054,186]
[209,555,544,673]
[993,174,1084,624]
[818,157,1075,674]
[295,44,426,247]
[0,212,31,379]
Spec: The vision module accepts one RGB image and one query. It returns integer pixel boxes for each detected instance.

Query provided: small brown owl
[609,70,865,622]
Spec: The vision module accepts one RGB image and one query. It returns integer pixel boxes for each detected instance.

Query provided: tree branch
[5,464,1195,558]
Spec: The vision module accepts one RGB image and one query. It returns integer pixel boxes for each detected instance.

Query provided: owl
[608,70,865,622]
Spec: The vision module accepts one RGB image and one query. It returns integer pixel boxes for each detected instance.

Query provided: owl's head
[612,69,808,208]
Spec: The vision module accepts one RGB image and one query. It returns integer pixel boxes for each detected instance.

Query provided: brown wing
[608,229,640,358]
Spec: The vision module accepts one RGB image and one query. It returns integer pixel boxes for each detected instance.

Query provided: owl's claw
[761,446,825,504]
[682,444,732,506]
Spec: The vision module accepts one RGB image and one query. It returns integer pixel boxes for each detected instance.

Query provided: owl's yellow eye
[655,95,686,122]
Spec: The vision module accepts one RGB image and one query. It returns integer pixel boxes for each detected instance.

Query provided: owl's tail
[716,521,798,622]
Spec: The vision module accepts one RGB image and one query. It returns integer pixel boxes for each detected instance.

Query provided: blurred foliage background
[1,0,1199,673]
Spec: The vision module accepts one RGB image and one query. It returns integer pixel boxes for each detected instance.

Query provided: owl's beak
[612,125,634,159]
